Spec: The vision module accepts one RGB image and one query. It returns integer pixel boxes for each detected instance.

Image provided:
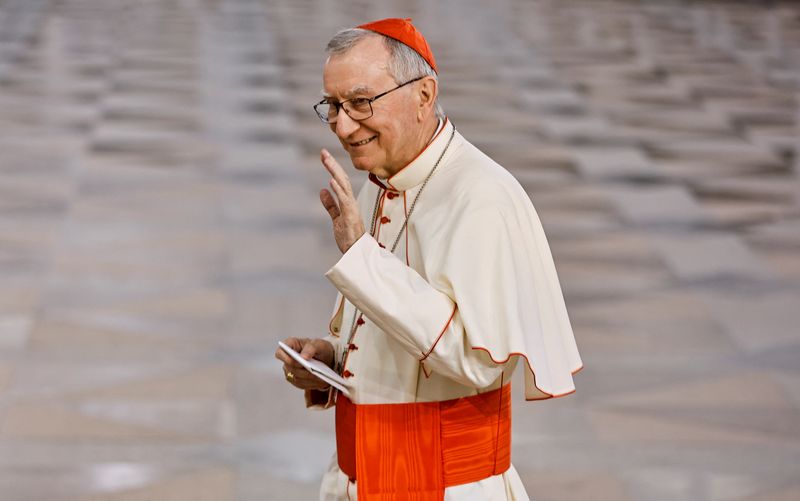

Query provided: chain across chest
[336,126,456,375]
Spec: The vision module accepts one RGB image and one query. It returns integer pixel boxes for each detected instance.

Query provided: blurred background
[0,0,799,500]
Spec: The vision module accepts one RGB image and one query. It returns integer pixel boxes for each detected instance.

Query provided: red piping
[386,118,450,191]
[419,305,458,361]
[492,372,504,473]
[340,313,364,375]
[471,346,583,400]
[403,192,409,266]
[372,191,386,241]
[368,172,390,190]
[328,296,345,338]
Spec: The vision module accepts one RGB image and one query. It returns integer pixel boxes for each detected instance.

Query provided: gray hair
[325,28,445,120]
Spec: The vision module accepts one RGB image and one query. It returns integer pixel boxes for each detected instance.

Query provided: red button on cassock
[386,192,398,199]
[380,216,391,224]
[343,370,354,378]
[356,317,365,326]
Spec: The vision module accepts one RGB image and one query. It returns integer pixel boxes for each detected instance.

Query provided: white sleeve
[325,230,505,389]
[326,198,581,399]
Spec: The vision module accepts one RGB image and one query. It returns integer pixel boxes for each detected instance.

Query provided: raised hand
[319,149,365,253]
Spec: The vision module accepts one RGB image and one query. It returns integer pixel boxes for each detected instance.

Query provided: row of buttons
[343,189,399,379]
[342,317,366,378]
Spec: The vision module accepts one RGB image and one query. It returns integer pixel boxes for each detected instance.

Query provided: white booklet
[278,341,350,397]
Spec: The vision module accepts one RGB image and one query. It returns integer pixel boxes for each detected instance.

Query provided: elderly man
[276,18,582,501]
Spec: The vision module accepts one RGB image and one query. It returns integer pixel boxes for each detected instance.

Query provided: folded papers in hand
[278,341,350,397]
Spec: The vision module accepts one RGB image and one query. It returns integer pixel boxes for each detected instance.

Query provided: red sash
[335,384,512,500]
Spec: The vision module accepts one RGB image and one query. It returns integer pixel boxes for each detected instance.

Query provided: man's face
[322,36,419,178]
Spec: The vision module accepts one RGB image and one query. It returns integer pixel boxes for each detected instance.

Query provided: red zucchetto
[357,18,437,73]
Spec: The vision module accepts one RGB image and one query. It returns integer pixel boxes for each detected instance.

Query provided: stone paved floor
[0,0,799,500]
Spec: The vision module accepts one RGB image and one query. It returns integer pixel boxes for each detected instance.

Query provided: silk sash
[335,384,512,500]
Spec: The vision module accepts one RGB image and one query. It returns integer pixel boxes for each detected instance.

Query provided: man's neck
[382,117,442,179]
[419,116,442,151]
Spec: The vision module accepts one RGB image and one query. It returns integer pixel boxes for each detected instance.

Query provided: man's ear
[417,76,437,120]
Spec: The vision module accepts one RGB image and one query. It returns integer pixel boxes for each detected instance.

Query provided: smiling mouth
[350,135,377,148]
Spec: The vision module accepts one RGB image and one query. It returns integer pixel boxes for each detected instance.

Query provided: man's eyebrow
[346,84,371,97]
[321,85,372,100]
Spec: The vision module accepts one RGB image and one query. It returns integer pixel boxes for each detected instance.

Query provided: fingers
[278,348,319,389]
[319,189,340,219]
[283,337,303,351]
[321,149,353,196]
[299,339,335,367]
[329,178,349,208]
[327,172,358,218]
[284,365,328,390]
[319,150,359,226]
[276,338,334,391]
[299,341,317,361]
[282,358,331,390]
[275,337,310,372]
[275,337,300,364]
[284,365,311,383]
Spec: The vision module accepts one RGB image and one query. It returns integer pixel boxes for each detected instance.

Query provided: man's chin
[348,154,390,178]
[349,156,374,173]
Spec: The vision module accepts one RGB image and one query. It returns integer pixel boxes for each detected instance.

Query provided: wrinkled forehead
[321,38,393,98]
[321,82,373,100]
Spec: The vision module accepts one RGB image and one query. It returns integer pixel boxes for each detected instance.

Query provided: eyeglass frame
[313,76,425,124]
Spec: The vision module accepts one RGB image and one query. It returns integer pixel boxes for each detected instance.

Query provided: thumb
[300,342,317,361]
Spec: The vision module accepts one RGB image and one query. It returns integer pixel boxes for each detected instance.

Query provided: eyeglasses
[313,76,424,124]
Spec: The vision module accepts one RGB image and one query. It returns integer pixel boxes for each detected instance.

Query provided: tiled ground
[0,0,798,500]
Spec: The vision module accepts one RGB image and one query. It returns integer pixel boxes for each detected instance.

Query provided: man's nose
[334,110,359,138]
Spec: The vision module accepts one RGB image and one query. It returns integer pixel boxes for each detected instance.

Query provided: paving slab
[586,82,694,107]
[746,219,800,249]
[699,290,800,353]
[602,184,708,227]
[651,158,786,183]
[648,138,784,168]
[745,124,797,156]
[541,116,640,146]
[650,232,776,282]
[569,146,657,180]
[519,88,585,114]
[692,176,798,203]
[700,199,795,229]
[609,107,734,135]
[549,231,661,266]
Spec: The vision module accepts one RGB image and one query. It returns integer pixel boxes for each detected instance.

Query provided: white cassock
[308,118,582,501]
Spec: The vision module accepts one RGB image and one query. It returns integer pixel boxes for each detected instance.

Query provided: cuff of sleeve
[304,386,336,409]
[325,232,378,287]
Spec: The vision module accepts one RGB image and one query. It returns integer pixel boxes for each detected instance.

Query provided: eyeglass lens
[316,99,372,124]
